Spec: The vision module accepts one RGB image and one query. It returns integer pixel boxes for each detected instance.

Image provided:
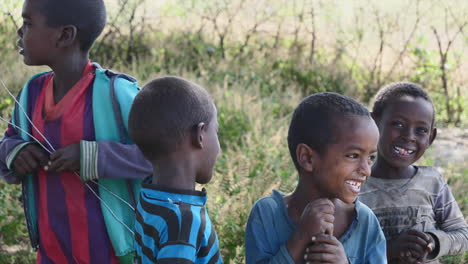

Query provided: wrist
[286,229,310,262]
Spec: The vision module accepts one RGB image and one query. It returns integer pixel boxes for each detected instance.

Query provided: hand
[286,199,335,262]
[298,198,335,237]
[388,230,434,264]
[12,144,49,175]
[304,234,347,264]
[46,143,80,172]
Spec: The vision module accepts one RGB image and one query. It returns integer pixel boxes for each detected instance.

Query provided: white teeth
[393,146,414,156]
[345,180,361,188]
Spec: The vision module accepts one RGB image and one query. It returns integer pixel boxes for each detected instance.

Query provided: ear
[429,126,437,145]
[192,122,206,149]
[56,25,78,48]
[296,143,318,173]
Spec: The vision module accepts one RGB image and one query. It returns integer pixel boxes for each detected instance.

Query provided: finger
[13,157,30,175]
[49,149,63,161]
[47,159,65,172]
[311,234,339,246]
[17,153,38,172]
[406,230,432,243]
[29,146,50,166]
[304,252,335,263]
[322,213,334,224]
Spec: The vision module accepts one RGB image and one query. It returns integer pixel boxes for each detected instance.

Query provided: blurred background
[0,0,467,263]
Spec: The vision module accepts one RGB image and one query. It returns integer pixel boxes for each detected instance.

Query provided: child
[359,82,468,263]
[128,76,222,264]
[0,0,152,263]
[245,92,387,264]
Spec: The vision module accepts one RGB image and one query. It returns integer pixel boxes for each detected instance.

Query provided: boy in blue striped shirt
[128,76,222,264]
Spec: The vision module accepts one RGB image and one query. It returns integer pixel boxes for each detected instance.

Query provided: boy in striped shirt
[129,76,223,264]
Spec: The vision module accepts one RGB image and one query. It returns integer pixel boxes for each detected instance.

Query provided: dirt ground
[429,127,468,168]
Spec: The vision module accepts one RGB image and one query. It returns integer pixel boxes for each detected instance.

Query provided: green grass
[0,1,467,263]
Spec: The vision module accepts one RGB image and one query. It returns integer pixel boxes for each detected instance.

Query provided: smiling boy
[245,92,387,264]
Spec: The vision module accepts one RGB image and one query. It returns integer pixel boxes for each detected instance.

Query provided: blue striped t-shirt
[135,184,222,264]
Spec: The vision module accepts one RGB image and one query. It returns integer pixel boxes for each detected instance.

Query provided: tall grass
[0,0,467,263]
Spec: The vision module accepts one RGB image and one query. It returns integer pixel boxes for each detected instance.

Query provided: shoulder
[354,201,386,242]
[250,190,286,218]
[413,165,447,193]
[355,200,380,223]
[93,64,139,91]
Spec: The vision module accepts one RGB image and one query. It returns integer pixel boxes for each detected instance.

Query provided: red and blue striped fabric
[28,62,119,264]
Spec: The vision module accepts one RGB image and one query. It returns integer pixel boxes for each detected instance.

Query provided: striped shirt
[359,166,468,263]
[135,184,222,264]
[30,64,119,263]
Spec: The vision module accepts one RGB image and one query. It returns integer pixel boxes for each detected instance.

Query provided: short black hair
[37,0,106,51]
[372,82,434,123]
[287,92,370,170]
[129,76,214,161]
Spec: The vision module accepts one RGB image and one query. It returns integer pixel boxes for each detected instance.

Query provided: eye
[416,127,429,134]
[346,153,359,159]
[391,121,403,128]
[368,154,377,164]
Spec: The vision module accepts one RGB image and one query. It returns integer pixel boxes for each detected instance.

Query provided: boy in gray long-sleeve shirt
[359,82,468,263]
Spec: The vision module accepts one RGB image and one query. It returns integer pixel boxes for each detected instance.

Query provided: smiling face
[310,114,379,204]
[17,0,58,65]
[374,96,435,169]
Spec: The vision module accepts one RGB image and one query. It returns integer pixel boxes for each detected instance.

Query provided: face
[311,115,379,204]
[375,96,435,169]
[196,104,221,184]
[17,0,57,65]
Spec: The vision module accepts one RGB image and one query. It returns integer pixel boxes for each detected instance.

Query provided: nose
[17,26,23,38]
[360,158,372,178]
[401,127,416,142]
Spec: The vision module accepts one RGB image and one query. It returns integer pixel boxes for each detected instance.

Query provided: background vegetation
[0,0,467,263]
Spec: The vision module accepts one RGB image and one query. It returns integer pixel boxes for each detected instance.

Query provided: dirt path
[429,127,468,168]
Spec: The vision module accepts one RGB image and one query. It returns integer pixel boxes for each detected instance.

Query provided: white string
[77,172,134,235]
[0,116,52,154]
[0,79,135,233]
[0,79,55,152]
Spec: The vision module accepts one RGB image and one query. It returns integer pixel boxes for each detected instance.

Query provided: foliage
[0,0,467,263]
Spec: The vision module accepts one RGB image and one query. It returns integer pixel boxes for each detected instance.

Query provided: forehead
[383,96,434,123]
[22,0,44,17]
[330,115,379,151]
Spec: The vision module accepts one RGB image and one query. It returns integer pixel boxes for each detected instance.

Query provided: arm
[426,182,468,260]
[245,206,296,264]
[79,140,152,181]
[0,123,36,184]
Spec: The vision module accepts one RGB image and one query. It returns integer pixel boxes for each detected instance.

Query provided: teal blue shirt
[245,190,387,264]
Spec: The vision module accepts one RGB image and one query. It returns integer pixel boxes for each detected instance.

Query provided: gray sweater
[359,166,468,263]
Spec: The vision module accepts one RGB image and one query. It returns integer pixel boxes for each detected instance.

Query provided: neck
[372,156,416,179]
[287,178,323,220]
[49,52,89,95]
[151,154,197,191]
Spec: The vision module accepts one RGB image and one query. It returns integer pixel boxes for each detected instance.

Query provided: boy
[359,82,468,263]
[0,0,152,263]
[128,76,222,264]
[245,92,387,264]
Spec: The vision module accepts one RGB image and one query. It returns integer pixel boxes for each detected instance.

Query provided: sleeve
[0,122,32,184]
[426,181,468,260]
[363,205,388,264]
[79,140,152,181]
[365,236,387,264]
[245,203,295,264]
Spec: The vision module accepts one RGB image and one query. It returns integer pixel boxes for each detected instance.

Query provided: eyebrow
[345,145,377,153]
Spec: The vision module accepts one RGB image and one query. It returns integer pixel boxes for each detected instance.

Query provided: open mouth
[393,146,415,156]
[345,180,362,193]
